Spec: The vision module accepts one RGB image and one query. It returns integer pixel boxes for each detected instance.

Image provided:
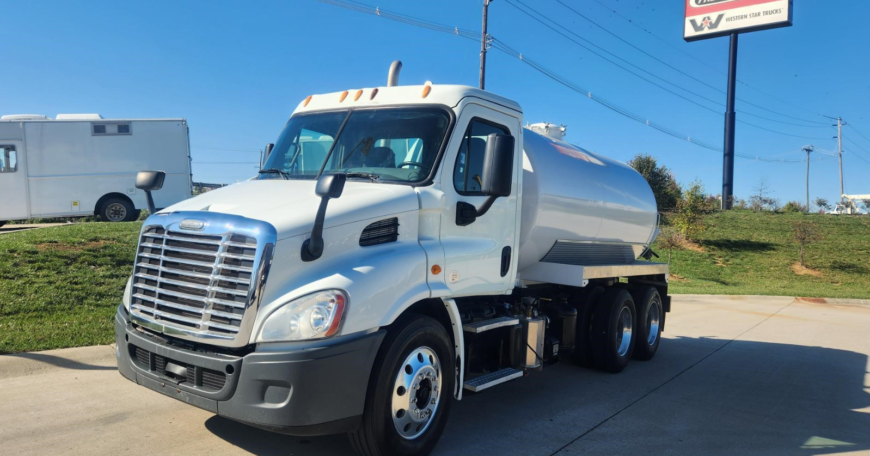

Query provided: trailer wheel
[349,314,454,456]
[572,286,604,368]
[591,288,636,373]
[98,197,135,222]
[631,286,662,361]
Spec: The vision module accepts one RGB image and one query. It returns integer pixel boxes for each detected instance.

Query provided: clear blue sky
[4,0,870,206]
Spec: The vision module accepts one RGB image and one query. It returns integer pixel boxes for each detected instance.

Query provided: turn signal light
[431,265,442,275]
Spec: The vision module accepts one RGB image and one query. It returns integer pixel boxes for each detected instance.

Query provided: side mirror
[262,143,274,167]
[480,133,515,198]
[457,134,515,226]
[136,170,166,215]
[302,173,347,261]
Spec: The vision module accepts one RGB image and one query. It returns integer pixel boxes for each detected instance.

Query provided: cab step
[462,316,519,333]
[463,368,523,392]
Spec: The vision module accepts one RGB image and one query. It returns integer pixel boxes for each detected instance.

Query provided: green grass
[1,211,868,353]
[0,223,141,354]
[659,211,870,299]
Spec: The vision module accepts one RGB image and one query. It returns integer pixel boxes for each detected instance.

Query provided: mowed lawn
[659,211,870,299]
[0,223,141,354]
[1,212,869,353]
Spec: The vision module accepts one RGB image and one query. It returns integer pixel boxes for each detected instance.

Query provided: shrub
[671,180,713,241]
[782,201,807,213]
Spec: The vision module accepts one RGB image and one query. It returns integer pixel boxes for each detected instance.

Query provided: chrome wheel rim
[391,346,442,440]
[105,203,127,222]
[616,306,633,357]
[647,297,661,346]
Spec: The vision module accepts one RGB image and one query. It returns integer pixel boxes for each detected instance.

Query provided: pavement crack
[548,298,797,456]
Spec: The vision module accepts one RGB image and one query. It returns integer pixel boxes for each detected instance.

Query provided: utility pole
[836,117,845,203]
[721,33,738,210]
[479,0,492,90]
[804,145,814,213]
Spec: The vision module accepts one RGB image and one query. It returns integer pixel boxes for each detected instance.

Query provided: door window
[0,145,17,173]
[453,119,508,195]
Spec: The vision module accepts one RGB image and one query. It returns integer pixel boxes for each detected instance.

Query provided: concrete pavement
[2,295,869,455]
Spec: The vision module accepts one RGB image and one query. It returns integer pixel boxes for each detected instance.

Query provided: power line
[505,0,833,141]
[586,0,833,122]
[847,124,870,145]
[553,0,830,128]
[317,0,811,164]
[844,149,870,166]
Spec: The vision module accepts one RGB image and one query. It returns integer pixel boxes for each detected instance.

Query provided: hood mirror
[302,173,347,262]
[136,170,166,215]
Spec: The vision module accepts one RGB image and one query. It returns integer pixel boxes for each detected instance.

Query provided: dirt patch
[678,238,705,253]
[791,262,823,277]
[715,257,726,267]
[669,274,688,282]
[34,240,117,252]
[797,297,828,304]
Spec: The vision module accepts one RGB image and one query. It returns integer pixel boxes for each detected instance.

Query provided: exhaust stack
[387,60,402,87]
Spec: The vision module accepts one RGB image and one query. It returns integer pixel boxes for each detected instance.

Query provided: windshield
[260,107,452,183]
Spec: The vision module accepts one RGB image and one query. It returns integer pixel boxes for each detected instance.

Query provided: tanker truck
[114,63,669,456]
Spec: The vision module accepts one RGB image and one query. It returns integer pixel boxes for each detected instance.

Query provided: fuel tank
[517,128,659,272]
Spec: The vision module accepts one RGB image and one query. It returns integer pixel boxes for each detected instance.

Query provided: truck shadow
[3,352,116,371]
[205,336,870,456]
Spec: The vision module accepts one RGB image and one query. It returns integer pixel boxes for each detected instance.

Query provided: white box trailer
[0,114,192,224]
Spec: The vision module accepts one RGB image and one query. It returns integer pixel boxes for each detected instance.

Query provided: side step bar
[464,368,523,392]
[462,316,519,333]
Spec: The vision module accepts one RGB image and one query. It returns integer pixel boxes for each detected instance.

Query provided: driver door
[438,103,521,296]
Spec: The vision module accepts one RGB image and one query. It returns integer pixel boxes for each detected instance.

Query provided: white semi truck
[0,114,192,224]
[115,64,669,456]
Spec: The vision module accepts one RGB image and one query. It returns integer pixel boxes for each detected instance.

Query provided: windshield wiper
[258,168,291,180]
[344,171,380,182]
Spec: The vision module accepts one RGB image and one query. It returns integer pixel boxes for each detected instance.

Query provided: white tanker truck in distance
[115,63,669,456]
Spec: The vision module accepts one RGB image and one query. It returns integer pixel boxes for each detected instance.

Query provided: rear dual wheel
[591,289,637,373]
[632,286,663,361]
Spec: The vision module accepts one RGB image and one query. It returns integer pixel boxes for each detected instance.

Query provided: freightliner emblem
[179,219,205,231]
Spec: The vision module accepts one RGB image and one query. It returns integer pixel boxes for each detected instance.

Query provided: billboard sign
[684,0,793,42]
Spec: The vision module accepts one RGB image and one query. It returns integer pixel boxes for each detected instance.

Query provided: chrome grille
[128,213,276,347]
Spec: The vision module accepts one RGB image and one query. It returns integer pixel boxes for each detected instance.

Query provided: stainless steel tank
[518,128,659,272]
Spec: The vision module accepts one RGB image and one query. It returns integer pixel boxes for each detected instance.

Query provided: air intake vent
[360,218,399,246]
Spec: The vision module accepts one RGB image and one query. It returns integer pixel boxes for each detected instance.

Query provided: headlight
[256,290,347,342]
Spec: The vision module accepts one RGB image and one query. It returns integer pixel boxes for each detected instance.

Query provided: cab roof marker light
[370,88,379,100]
[354,90,363,101]
[339,91,349,102]
[303,95,313,107]
[422,85,431,99]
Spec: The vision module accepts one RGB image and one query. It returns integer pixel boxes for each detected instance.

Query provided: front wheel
[349,315,455,456]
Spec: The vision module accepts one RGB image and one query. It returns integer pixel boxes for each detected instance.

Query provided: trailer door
[0,142,28,221]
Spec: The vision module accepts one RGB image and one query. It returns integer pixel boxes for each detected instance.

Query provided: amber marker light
[339,91,349,102]
[354,90,363,101]
[370,88,379,100]
[303,95,313,107]
[422,85,431,98]
[431,265,442,275]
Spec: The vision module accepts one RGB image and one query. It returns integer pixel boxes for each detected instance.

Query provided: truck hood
[161,179,419,240]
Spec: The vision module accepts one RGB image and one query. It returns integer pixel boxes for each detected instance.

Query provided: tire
[98,197,135,222]
[591,288,636,373]
[349,314,455,456]
[572,286,604,368]
[631,286,663,361]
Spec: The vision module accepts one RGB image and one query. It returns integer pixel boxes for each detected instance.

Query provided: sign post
[684,0,793,209]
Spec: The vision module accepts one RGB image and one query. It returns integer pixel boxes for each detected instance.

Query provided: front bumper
[115,305,385,436]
